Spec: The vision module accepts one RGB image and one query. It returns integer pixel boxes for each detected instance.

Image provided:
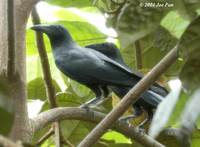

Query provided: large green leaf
[26,54,68,92]
[26,30,52,56]
[106,0,172,48]
[174,0,200,20]
[70,80,91,98]
[161,11,190,38]
[46,0,93,8]
[102,131,131,144]
[179,16,200,91]
[27,21,106,56]
[0,78,14,135]
[120,26,180,77]
[0,107,13,135]
[28,77,61,100]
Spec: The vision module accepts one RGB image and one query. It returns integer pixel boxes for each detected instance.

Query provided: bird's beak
[30,25,50,33]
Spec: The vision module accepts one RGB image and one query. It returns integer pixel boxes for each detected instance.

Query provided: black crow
[31,25,168,123]
[85,42,168,123]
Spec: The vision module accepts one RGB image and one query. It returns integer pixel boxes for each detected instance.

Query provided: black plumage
[85,42,168,118]
[31,25,168,122]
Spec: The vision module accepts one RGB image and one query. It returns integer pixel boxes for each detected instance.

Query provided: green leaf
[174,0,200,20]
[179,16,200,91]
[61,121,95,146]
[56,92,82,107]
[26,54,67,91]
[46,0,93,8]
[179,16,200,58]
[54,9,87,22]
[121,26,180,77]
[0,78,14,135]
[113,0,171,48]
[26,30,52,56]
[70,80,91,98]
[191,129,200,147]
[28,77,61,100]
[32,125,51,144]
[102,131,131,144]
[0,107,13,135]
[27,21,107,55]
[161,11,190,38]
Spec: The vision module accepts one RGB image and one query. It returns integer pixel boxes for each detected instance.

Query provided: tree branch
[0,135,22,147]
[31,7,63,147]
[53,122,61,147]
[78,46,178,147]
[134,40,143,69]
[33,107,164,147]
[61,136,75,147]
[7,0,16,80]
[36,128,54,146]
[31,7,57,108]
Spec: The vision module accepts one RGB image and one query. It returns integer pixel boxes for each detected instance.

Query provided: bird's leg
[137,118,149,129]
[119,106,143,125]
[137,111,153,129]
[94,86,111,106]
[80,97,102,108]
[80,86,109,108]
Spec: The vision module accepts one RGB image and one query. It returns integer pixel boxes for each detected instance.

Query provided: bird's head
[31,24,73,46]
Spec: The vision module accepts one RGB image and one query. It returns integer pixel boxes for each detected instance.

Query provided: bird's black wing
[140,90,164,107]
[85,42,126,66]
[86,43,168,95]
[56,46,140,87]
[86,43,143,77]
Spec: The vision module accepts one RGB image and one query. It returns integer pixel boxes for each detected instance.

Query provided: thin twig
[77,46,178,147]
[61,135,75,147]
[33,107,164,147]
[134,40,143,69]
[31,7,57,108]
[54,122,61,147]
[31,7,61,147]
[36,128,54,146]
[7,0,16,80]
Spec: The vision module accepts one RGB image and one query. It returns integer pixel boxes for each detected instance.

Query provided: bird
[31,25,168,125]
[85,42,168,125]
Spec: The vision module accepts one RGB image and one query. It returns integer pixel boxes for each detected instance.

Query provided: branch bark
[0,135,23,147]
[33,107,164,147]
[134,40,143,70]
[7,0,16,79]
[78,46,178,147]
[0,0,35,142]
[31,6,57,108]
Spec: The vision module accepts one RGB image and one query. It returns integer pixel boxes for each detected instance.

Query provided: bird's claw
[119,117,133,127]
[79,104,91,111]
[138,127,146,134]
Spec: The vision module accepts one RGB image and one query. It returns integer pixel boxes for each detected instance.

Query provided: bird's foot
[80,96,110,110]
[119,115,137,127]
[79,103,90,109]
[137,127,146,134]
[135,118,149,133]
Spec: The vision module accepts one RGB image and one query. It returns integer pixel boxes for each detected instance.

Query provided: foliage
[23,0,200,146]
